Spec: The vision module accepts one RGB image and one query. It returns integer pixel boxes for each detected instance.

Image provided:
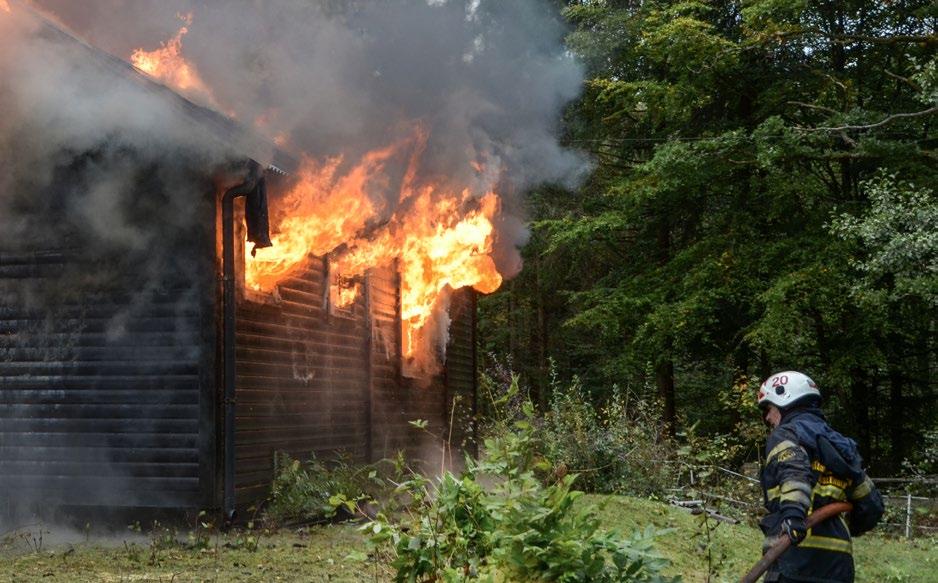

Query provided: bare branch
[787,101,861,145]
[827,32,937,45]
[798,106,938,132]
[884,70,921,91]
[769,29,937,46]
[787,100,841,115]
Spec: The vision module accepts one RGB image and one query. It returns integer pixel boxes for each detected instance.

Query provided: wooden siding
[367,268,477,468]
[444,290,477,459]
[0,247,213,509]
[367,264,447,466]
[233,258,371,505]
[234,257,478,504]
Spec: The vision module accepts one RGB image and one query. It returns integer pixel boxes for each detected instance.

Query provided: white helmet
[758,371,820,410]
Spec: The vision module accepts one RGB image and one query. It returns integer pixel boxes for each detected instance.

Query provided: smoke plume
[27,0,586,272]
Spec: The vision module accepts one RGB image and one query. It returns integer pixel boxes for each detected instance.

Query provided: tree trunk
[535,257,548,410]
[655,219,676,436]
[656,358,676,438]
[850,370,873,466]
[888,363,905,473]
[508,279,516,363]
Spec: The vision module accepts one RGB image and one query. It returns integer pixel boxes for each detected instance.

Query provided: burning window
[238,130,505,378]
[234,202,281,305]
[325,255,360,318]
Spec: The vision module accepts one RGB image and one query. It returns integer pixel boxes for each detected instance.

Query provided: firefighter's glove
[780,517,807,545]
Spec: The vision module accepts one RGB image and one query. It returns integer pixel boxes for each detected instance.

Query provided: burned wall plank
[233,258,478,505]
[233,257,370,506]
[444,289,477,460]
[0,247,211,509]
[368,264,447,468]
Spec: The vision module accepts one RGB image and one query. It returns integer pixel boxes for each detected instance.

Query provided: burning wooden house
[0,4,482,518]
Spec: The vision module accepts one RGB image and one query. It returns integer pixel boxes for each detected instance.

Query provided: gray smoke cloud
[29,0,586,274]
[0,4,246,249]
[34,0,583,174]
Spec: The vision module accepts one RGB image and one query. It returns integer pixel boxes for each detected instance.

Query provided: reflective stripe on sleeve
[767,485,780,500]
[799,534,852,554]
[766,439,799,463]
[767,480,812,506]
[779,481,812,506]
[813,483,847,501]
[850,477,874,500]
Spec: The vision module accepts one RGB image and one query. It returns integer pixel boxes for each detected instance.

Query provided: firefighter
[757,371,884,583]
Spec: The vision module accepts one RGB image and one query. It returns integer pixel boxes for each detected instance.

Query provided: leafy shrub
[902,430,938,486]
[477,353,530,439]
[482,362,765,523]
[481,358,677,496]
[361,378,679,582]
[266,452,377,525]
[673,428,763,513]
[538,377,677,496]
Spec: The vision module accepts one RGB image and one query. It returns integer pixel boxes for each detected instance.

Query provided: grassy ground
[582,494,937,583]
[0,524,377,582]
[1,496,933,582]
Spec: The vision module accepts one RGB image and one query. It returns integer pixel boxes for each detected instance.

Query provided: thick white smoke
[0,4,251,249]
[27,0,587,275]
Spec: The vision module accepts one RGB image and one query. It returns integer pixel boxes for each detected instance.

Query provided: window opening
[235,200,281,305]
[325,254,360,318]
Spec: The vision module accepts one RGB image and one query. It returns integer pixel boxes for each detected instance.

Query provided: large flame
[128,12,508,373]
[130,13,219,108]
[247,128,504,370]
[244,132,418,290]
[335,189,502,361]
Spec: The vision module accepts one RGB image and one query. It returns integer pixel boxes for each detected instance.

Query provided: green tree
[480,0,937,472]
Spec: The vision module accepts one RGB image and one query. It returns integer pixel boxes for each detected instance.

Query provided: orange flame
[0,1,10,14]
[246,128,505,368]
[245,133,419,290]
[130,13,218,107]
[335,189,502,361]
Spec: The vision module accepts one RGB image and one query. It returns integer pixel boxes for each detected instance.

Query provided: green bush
[538,378,677,496]
[482,363,765,523]
[480,359,677,497]
[266,452,377,525]
[361,378,679,582]
[902,430,938,487]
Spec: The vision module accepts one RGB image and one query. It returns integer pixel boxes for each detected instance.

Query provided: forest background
[1,1,934,579]
[479,0,937,477]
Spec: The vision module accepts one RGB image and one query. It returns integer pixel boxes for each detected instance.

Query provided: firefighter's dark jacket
[759,405,884,583]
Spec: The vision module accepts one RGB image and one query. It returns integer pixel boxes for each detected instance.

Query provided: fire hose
[740,502,853,583]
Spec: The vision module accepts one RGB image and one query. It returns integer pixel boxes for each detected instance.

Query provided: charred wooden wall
[233,257,371,505]
[234,256,477,505]
[444,291,477,458]
[368,266,477,466]
[0,218,477,511]
[368,264,447,466]
[0,245,216,509]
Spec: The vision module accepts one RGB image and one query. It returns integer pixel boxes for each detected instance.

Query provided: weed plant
[267,452,382,525]
[482,359,679,498]
[359,376,680,582]
[483,362,767,522]
[539,378,677,496]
